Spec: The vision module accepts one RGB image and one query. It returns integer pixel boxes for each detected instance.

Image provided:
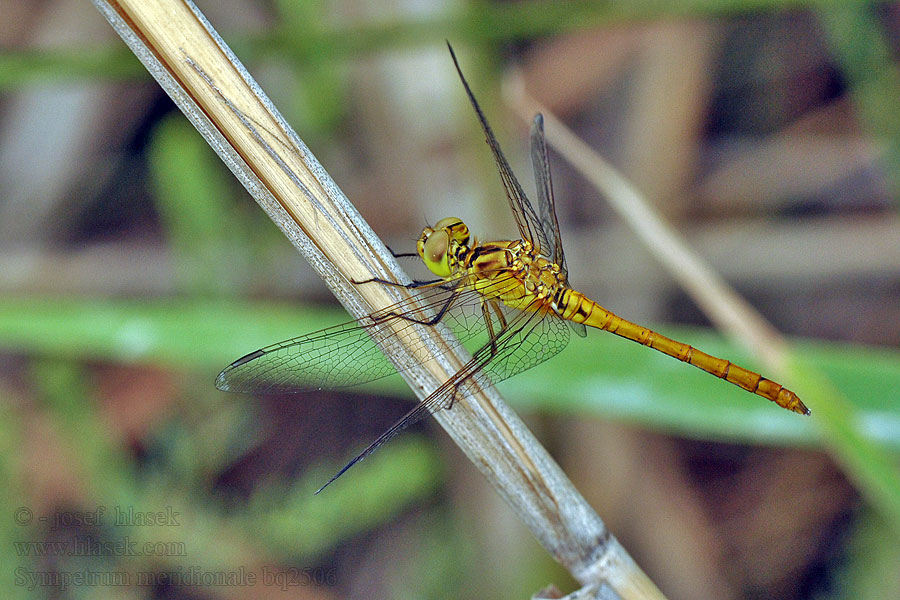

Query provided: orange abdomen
[558,289,808,415]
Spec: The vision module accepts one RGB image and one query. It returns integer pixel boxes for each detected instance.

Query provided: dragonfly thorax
[417,217,471,278]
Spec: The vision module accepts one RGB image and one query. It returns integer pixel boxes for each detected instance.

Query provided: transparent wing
[316,298,571,492]
[447,43,551,256]
[530,114,564,272]
[530,113,587,338]
[217,274,519,395]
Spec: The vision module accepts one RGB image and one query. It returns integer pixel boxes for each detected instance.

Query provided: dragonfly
[217,43,809,494]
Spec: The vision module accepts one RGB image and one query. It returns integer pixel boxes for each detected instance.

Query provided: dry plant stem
[506,76,789,373]
[92,1,666,597]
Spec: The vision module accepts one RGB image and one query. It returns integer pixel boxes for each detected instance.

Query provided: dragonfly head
[417,217,469,278]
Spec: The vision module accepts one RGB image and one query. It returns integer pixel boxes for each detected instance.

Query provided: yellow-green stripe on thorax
[418,218,569,314]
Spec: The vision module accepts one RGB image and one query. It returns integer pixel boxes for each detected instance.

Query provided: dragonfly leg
[481,301,498,355]
[366,287,459,328]
[351,275,444,288]
[488,299,508,330]
[481,299,508,355]
[384,244,418,259]
[445,385,461,410]
[479,299,506,354]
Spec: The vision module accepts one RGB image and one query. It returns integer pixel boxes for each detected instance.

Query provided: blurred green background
[2,1,900,599]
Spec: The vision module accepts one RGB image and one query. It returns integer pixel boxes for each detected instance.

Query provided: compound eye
[421,230,451,277]
[434,217,460,229]
[434,217,469,244]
